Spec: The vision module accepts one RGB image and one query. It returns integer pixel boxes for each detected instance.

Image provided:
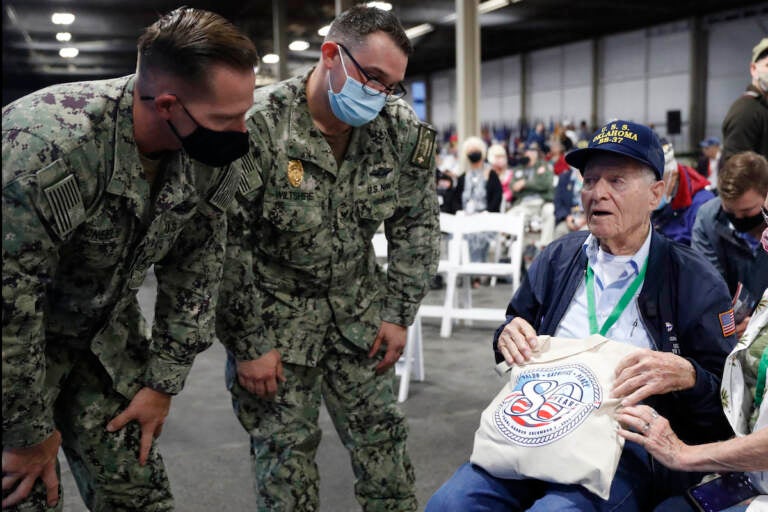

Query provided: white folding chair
[437,211,525,338]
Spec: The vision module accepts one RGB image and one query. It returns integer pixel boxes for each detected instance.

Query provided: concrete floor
[59,272,515,511]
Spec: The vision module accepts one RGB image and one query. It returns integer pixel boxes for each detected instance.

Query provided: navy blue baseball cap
[565,120,664,179]
[699,136,720,148]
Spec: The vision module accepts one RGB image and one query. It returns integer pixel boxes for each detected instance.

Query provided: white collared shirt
[555,227,654,349]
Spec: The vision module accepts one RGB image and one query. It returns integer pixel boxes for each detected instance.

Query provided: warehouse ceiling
[3,0,767,96]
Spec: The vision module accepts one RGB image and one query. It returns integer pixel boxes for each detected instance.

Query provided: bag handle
[495,334,609,375]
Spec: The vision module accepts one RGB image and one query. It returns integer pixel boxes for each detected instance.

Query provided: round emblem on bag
[493,363,601,446]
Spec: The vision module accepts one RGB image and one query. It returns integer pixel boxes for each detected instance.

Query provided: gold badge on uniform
[287,160,304,188]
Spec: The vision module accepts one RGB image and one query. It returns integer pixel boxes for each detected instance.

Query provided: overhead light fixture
[318,25,330,37]
[442,0,512,22]
[56,32,72,42]
[262,53,279,64]
[405,23,434,39]
[478,0,511,13]
[51,12,75,25]
[59,47,79,58]
[366,1,392,10]
[288,40,310,52]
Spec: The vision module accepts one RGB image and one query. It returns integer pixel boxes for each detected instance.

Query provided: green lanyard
[756,346,767,409]
[586,259,648,336]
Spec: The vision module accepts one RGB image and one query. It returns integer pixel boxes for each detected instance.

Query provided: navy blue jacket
[493,230,736,445]
[692,197,768,302]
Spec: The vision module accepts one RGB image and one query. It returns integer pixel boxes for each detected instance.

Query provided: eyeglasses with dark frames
[336,43,406,103]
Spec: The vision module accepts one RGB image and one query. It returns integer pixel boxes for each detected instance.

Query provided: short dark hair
[719,151,768,201]
[137,7,259,87]
[326,5,412,56]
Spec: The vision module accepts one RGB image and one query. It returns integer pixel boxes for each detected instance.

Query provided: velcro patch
[44,174,85,238]
[719,309,736,337]
[209,164,239,211]
[237,152,261,198]
[410,122,437,169]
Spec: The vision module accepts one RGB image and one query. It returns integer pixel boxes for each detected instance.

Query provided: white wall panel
[563,86,591,124]
[601,30,646,82]
[648,24,690,75]
[501,55,522,95]
[527,47,562,92]
[601,80,645,122]
[563,41,592,87]
[529,90,562,124]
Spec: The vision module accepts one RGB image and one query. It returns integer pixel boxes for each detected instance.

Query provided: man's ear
[320,41,339,69]
[150,93,178,121]
[650,178,665,208]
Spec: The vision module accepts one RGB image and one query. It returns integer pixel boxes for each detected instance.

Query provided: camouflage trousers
[5,348,173,512]
[226,335,417,512]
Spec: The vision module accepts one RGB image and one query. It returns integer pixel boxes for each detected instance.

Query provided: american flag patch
[719,309,736,337]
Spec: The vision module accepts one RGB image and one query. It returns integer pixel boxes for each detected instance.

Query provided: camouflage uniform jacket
[2,75,239,448]
[218,69,440,366]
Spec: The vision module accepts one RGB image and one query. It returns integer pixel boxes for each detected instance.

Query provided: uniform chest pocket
[76,218,131,269]
[262,196,323,232]
[356,163,398,221]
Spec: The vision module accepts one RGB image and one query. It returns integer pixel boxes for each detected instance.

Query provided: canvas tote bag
[470,334,642,499]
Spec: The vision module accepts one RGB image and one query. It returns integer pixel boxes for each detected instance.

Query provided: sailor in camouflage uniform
[216,6,440,512]
[2,9,258,511]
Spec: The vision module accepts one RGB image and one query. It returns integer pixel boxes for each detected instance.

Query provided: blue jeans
[426,442,703,512]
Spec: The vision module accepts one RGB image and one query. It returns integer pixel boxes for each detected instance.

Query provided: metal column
[456,0,481,146]
[689,17,708,150]
[272,0,288,81]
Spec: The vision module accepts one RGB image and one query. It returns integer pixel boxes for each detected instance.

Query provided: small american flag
[719,309,736,337]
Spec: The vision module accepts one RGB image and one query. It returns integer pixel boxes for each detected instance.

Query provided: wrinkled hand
[612,349,696,406]
[368,321,407,375]
[616,404,687,470]
[496,317,538,365]
[106,387,171,466]
[2,430,61,508]
[236,349,286,399]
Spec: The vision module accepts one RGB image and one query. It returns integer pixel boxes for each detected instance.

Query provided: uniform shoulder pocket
[410,122,437,169]
[36,160,86,239]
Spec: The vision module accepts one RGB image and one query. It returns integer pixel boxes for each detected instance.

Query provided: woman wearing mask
[454,136,502,287]
[487,143,513,210]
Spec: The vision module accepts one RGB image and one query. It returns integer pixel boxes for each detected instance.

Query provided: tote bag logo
[494,363,602,446]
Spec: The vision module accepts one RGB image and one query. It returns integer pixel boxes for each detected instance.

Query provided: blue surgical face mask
[655,194,669,211]
[327,49,386,127]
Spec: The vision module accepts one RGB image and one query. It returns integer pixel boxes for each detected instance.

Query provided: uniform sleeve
[381,120,441,326]
[2,134,62,448]
[215,131,269,361]
[142,201,226,394]
[215,194,270,361]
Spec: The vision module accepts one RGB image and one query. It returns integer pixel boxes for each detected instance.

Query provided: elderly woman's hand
[616,404,689,471]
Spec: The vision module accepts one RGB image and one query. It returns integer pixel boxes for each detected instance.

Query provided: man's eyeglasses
[337,43,406,102]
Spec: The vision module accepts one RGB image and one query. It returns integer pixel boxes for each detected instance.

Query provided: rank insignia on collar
[287,160,304,188]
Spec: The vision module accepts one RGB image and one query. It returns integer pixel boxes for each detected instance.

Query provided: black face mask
[467,151,483,163]
[724,210,766,233]
[143,95,249,167]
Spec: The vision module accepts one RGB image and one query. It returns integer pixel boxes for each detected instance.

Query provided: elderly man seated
[426,120,736,511]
